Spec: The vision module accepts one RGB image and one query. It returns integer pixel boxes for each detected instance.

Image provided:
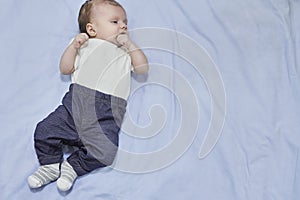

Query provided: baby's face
[89,3,128,45]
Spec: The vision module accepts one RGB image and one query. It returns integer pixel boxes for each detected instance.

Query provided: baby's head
[78,0,127,45]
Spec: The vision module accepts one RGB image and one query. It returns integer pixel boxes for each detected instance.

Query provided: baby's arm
[59,33,89,75]
[117,34,149,74]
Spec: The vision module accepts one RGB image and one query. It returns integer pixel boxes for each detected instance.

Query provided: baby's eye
[111,20,118,24]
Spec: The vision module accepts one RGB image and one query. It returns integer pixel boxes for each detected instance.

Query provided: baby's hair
[78,0,125,36]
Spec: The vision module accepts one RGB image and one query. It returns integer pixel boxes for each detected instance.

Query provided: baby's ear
[86,23,96,37]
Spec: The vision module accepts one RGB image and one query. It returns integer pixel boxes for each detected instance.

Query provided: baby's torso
[72,39,132,100]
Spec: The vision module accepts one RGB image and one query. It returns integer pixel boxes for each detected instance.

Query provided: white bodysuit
[72,39,132,100]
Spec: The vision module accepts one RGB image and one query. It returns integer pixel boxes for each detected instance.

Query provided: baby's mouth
[119,32,127,35]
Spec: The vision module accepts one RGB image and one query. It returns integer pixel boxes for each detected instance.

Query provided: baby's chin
[93,36,117,45]
[105,38,120,47]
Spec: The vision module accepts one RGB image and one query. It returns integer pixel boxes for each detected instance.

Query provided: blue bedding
[1,0,300,199]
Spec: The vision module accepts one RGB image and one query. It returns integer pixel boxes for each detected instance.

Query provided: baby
[28,0,148,192]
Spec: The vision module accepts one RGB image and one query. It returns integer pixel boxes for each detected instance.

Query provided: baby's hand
[117,33,132,49]
[72,33,89,49]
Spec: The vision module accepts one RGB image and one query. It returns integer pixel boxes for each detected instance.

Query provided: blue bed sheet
[1,0,300,199]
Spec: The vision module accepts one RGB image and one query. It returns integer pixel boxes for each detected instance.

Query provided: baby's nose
[120,22,127,30]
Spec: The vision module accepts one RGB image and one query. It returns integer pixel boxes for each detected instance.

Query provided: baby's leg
[33,103,79,165]
[28,85,80,189]
[66,89,125,176]
[56,122,120,191]
[55,115,119,192]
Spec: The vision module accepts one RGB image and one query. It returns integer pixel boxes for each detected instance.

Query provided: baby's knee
[34,120,50,140]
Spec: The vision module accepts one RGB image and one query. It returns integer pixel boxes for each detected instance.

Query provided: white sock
[28,163,60,188]
[57,161,78,191]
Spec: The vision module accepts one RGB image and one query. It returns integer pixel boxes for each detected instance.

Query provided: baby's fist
[117,33,131,48]
[73,33,89,49]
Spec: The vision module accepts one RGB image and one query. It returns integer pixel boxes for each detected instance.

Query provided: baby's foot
[28,163,60,188]
[57,161,77,191]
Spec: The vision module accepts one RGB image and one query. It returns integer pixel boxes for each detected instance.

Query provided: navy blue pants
[34,84,127,176]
